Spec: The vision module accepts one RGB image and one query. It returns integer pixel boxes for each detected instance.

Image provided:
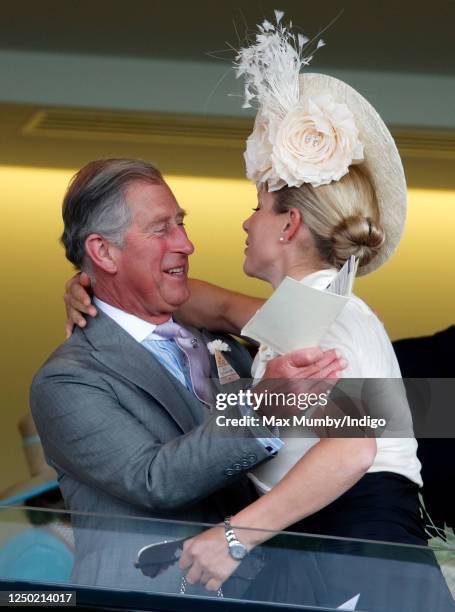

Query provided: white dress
[248,269,422,494]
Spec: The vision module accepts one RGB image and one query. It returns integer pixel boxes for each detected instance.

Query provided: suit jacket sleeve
[30,365,272,513]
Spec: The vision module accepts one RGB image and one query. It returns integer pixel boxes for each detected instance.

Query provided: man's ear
[84,234,118,274]
[281,208,303,242]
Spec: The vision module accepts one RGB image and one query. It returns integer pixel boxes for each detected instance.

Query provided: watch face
[229,543,247,560]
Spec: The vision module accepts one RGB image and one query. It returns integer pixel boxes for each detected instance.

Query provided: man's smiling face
[112,180,194,321]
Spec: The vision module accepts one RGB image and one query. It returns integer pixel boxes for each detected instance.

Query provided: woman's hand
[64,272,97,338]
[179,526,241,592]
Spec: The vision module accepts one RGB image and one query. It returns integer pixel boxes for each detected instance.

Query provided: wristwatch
[224,516,248,561]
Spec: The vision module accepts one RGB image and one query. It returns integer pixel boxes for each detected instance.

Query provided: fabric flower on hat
[244,111,286,191]
[244,111,273,183]
[234,12,364,191]
[271,93,364,189]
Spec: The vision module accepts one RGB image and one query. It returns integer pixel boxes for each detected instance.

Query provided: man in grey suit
[30,158,341,596]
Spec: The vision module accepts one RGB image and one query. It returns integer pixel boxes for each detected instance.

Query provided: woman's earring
[279,237,284,242]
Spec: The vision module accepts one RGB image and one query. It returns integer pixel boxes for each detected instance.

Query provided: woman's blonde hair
[273,166,385,269]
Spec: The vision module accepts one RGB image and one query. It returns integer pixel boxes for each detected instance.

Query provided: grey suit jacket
[30,311,272,593]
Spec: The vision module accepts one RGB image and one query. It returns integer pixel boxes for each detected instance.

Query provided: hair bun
[330,215,385,268]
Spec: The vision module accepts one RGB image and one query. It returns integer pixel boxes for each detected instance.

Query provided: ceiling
[1,0,454,75]
[1,102,454,190]
[0,0,454,188]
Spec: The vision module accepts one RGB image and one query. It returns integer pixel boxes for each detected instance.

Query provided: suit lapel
[185,326,252,396]
[82,312,205,433]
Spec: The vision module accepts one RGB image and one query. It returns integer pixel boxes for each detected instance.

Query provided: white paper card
[327,255,359,297]
[337,593,360,610]
[241,276,349,355]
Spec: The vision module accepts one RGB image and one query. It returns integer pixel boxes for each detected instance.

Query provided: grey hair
[61,158,163,275]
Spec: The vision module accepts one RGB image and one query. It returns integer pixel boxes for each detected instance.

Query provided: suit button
[224,468,234,476]
[241,459,250,468]
[247,454,257,463]
[233,463,242,471]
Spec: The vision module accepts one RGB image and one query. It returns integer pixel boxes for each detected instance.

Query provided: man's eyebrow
[146,208,187,228]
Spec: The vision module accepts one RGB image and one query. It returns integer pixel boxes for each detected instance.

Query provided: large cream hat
[295,73,407,275]
[0,414,58,505]
[236,12,407,275]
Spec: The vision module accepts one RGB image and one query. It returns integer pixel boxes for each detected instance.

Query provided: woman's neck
[270,261,331,289]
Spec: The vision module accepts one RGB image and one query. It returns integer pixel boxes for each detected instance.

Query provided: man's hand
[264,347,345,380]
[256,347,347,419]
[179,526,240,592]
[64,272,96,338]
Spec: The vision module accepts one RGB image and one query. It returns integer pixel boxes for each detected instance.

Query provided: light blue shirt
[142,336,193,392]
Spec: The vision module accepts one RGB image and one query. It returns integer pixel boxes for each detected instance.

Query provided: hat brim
[0,468,59,506]
[297,73,407,275]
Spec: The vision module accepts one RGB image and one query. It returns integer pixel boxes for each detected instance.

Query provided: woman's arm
[176,279,265,335]
[232,437,376,541]
[179,437,376,591]
[64,272,96,337]
[64,275,265,336]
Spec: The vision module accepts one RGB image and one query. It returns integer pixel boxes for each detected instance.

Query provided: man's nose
[174,227,194,254]
[242,216,250,232]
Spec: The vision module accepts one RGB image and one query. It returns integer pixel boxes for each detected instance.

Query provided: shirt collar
[93,297,171,342]
[298,268,338,291]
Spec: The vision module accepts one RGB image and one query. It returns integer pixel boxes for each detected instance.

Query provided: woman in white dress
[173,173,428,607]
[175,15,453,610]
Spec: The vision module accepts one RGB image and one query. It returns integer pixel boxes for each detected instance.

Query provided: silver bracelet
[224,516,248,561]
